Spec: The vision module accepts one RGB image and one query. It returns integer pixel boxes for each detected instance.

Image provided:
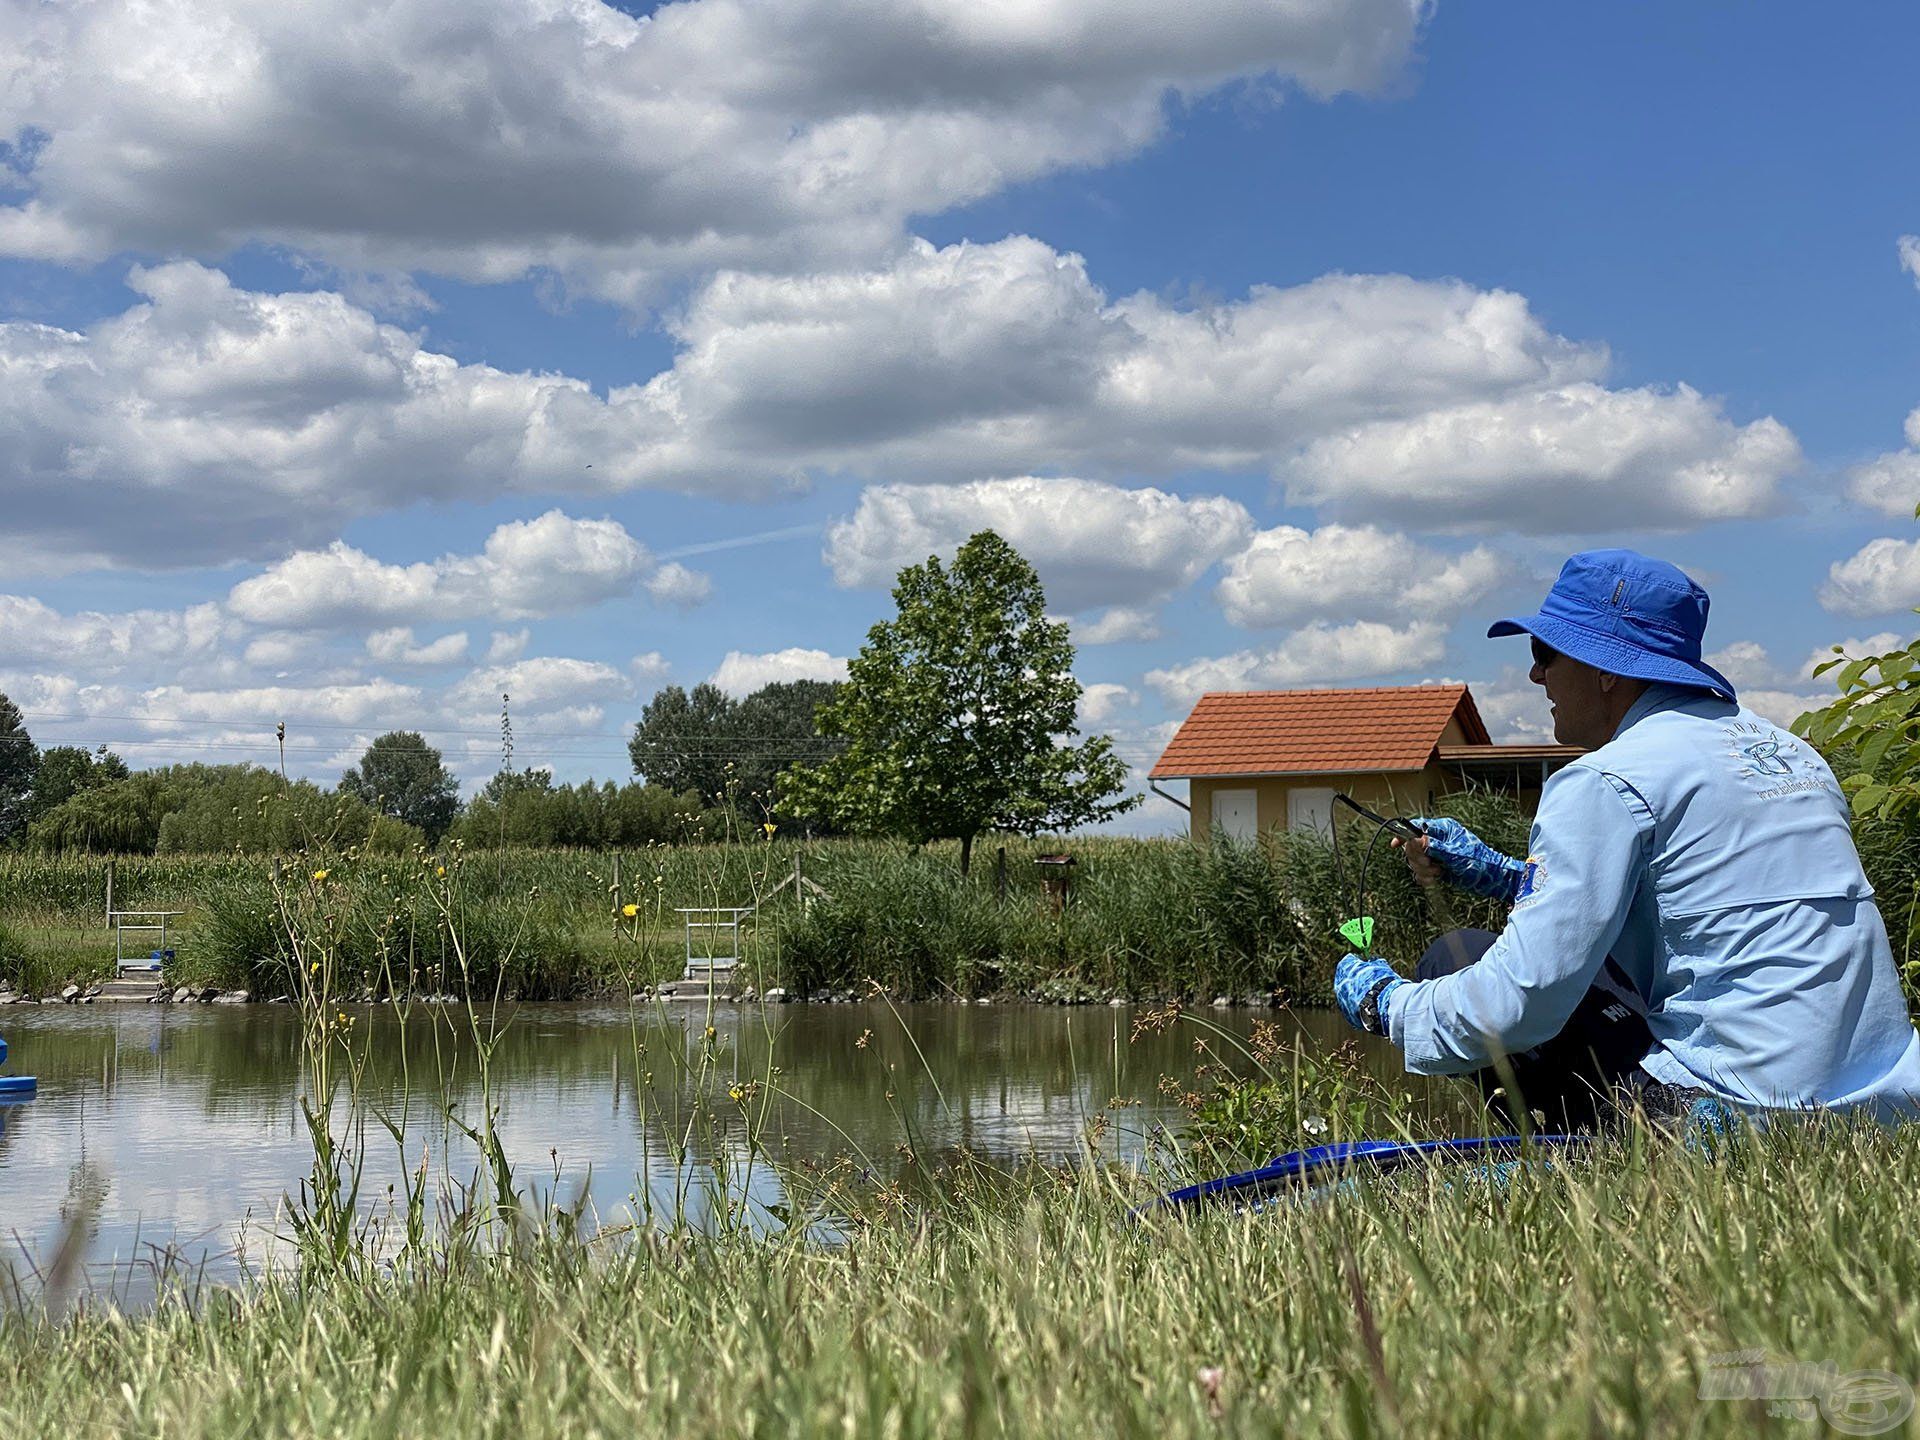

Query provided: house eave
[1148,763,1434,781]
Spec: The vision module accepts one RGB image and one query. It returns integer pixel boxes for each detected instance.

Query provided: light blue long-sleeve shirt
[1386,685,1920,1120]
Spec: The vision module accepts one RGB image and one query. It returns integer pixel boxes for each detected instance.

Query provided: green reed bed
[4,787,1915,1008]
[2,1117,1916,1439]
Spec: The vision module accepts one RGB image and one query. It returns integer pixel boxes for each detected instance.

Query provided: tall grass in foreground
[2,1119,1918,1438]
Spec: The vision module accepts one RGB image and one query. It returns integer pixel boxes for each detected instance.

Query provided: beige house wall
[1188,767,1448,843]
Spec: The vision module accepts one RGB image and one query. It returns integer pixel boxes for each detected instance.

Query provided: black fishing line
[1329,794,1417,952]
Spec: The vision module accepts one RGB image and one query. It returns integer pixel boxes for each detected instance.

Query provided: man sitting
[1334,549,1920,1126]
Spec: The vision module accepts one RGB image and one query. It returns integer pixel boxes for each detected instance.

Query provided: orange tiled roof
[1149,685,1490,779]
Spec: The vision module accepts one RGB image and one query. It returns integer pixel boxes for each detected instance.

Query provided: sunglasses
[1530,635,1560,669]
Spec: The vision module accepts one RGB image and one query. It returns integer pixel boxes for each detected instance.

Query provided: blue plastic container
[0,1035,35,1100]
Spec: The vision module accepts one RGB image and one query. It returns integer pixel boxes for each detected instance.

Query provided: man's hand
[1392,818,1528,904]
[1334,954,1403,1038]
[1390,830,1443,886]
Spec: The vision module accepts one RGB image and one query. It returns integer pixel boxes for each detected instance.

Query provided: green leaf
[1857,726,1901,775]
[1851,782,1890,814]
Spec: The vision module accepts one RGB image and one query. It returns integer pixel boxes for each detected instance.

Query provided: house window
[1287,786,1336,837]
[1211,788,1257,844]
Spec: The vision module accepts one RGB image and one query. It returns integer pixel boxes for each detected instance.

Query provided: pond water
[0,1000,1425,1298]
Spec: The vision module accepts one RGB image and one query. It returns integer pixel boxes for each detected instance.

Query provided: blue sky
[2,0,1917,833]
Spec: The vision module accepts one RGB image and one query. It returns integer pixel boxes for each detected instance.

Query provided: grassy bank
[2,1117,1916,1438]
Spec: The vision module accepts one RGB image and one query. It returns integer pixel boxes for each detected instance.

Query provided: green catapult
[1337,916,1376,951]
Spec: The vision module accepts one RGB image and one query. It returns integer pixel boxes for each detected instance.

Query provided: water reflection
[0,1001,1420,1293]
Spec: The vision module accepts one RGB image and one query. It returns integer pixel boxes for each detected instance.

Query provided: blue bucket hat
[1488,549,1736,701]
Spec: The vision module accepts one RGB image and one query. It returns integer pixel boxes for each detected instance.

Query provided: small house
[1149,684,1581,843]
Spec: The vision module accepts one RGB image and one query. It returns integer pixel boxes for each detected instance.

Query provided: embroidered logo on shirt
[1723,720,1831,799]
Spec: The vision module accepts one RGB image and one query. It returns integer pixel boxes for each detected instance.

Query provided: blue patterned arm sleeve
[1389,768,1648,1074]
[1411,818,1527,904]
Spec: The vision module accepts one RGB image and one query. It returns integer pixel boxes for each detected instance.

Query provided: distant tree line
[0,681,846,856]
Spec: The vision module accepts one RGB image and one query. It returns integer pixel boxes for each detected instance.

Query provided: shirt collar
[1612,682,1705,740]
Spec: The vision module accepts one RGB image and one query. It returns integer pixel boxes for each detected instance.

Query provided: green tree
[0,693,35,845]
[734,679,845,823]
[27,774,168,853]
[154,765,418,854]
[628,683,739,807]
[778,530,1137,873]
[1795,621,1920,819]
[28,744,129,822]
[478,766,553,806]
[340,732,461,841]
[449,779,711,848]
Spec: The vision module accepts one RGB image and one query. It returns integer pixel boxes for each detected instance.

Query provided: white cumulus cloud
[1215,524,1506,628]
[1820,537,1920,616]
[1,245,1801,571]
[631,240,1797,530]
[1067,607,1163,645]
[708,648,849,696]
[0,0,1425,297]
[1289,383,1801,532]
[0,264,753,570]
[824,476,1252,614]
[1144,620,1446,705]
[448,657,633,726]
[0,595,232,669]
[365,628,470,667]
[1846,408,1920,517]
[1076,682,1136,726]
[486,630,531,664]
[228,511,703,628]
[633,242,1612,492]
[134,679,425,729]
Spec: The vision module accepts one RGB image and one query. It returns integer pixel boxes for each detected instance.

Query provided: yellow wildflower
[704,1025,717,1041]
[435,865,447,878]
[621,903,639,918]
[311,868,329,882]
[761,822,776,836]
[728,1085,744,1103]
